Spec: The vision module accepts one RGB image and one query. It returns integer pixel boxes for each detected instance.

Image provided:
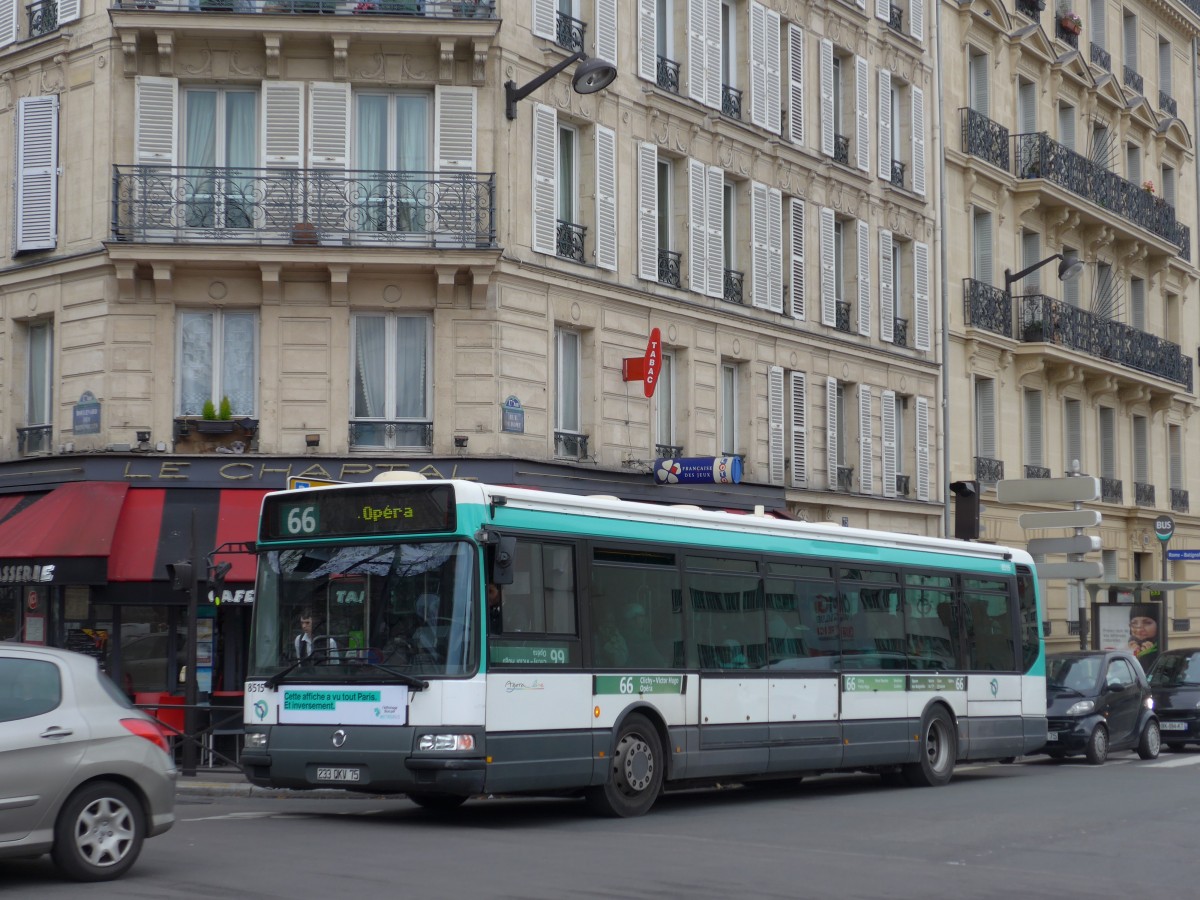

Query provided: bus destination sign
[261,484,456,540]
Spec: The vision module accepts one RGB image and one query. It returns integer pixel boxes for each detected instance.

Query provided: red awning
[214,489,269,582]
[0,482,129,557]
[0,494,29,525]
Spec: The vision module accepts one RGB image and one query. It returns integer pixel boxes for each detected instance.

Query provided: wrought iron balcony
[112,166,497,248]
[722,85,743,120]
[895,474,910,496]
[723,269,744,304]
[27,0,58,36]
[887,3,902,30]
[960,108,1010,172]
[655,443,684,458]
[556,219,587,263]
[1017,294,1193,389]
[556,11,585,52]
[657,56,680,94]
[1042,620,1052,637]
[1123,65,1143,95]
[1090,43,1111,71]
[1013,132,1190,258]
[836,466,854,492]
[1160,91,1178,117]
[963,278,1013,338]
[1135,482,1155,507]
[892,317,908,347]
[835,300,852,332]
[111,0,497,15]
[1055,20,1078,47]
[1024,465,1051,479]
[889,159,906,189]
[17,425,52,456]
[1015,0,1042,18]
[833,134,850,166]
[1172,488,1190,513]
[554,430,590,460]
[1068,620,1081,636]
[349,420,432,450]
[1174,618,1192,632]
[658,248,681,288]
[975,456,1004,484]
[1100,477,1123,504]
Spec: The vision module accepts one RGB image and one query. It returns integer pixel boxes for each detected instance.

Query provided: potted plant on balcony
[1060,10,1082,33]
[1143,179,1156,194]
[1023,320,1046,342]
[196,397,236,433]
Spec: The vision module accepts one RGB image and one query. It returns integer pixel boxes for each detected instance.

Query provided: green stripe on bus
[594,674,685,695]
[842,674,906,692]
[909,675,967,692]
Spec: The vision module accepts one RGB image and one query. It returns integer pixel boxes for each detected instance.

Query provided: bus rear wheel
[904,707,956,787]
[586,714,663,818]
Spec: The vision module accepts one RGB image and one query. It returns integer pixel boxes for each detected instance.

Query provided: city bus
[240,472,1047,816]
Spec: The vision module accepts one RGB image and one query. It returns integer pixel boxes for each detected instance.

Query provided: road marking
[1145,754,1200,768]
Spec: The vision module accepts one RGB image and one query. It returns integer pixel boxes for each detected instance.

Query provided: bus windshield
[250,540,478,680]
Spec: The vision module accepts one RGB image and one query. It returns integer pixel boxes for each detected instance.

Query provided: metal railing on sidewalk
[136,700,244,775]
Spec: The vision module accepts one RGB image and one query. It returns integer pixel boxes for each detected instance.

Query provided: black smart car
[1147,649,1200,750]
[1044,650,1160,765]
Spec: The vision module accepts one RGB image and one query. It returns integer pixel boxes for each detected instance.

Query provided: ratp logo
[254,699,268,721]
[990,678,999,697]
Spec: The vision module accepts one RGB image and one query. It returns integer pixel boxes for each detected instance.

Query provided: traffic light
[208,562,233,604]
[950,480,980,541]
[165,560,193,591]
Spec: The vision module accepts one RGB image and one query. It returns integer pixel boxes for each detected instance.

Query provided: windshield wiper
[264,648,333,689]
[1048,684,1084,696]
[341,658,429,691]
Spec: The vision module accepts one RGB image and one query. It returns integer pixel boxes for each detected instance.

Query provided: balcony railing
[1123,65,1143,95]
[1013,132,1190,258]
[1024,465,1051,479]
[892,317,908,347]
[658,248,681,288]
[1135,482,1155,507]
[112,166,497,248]
[1017,294,1193,389]
[1090,43,1111,71]
[835,300,852,332]
[349,421,432,450]
[17,425,52,456]
[889,159,906,189]
[1100,477,1123,504]
[960,108,1011,172]
[722,85,743,120]
[723,269,745,304]
[1171,487,1190,513]
[27,0,57,36]
[895,474,910,496]
[975,456,1004,484]
[1159,91,1178,117]
[1054,20,1078,47]
[657,56,680,94]
[655,443,684,458]
[963,278,1013,337]
[1014,0,1041,18]
[1174,618,1191,632]
[554,431,589,460]
[556,219,587,263]
[887,3,902,30]
[111,0,497,15]
[556,11,585,52]
[836,466,854,492]
[833,134,850,166]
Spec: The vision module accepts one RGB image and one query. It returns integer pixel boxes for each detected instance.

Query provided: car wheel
[406,792,468,811]
[1085,725,1109,765]
[585,714,663,817]
[1137,719,1161,760]
[51,781,145,882]
[903,706,957,787]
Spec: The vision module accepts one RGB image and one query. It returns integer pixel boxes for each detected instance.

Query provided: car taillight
[121,717,171,754]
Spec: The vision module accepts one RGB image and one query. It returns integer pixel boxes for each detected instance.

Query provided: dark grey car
[1148,649,1200,749]
[0,644,176,881]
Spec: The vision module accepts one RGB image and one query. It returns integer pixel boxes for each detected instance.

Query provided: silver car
[0,644,176,881]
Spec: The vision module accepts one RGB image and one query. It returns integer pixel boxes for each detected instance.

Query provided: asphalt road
[4,749,1200,899]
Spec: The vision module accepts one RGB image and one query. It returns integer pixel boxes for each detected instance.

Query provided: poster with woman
[1096,602,1161,671]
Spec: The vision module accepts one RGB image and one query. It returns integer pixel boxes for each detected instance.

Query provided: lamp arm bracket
[1004,253,1063,291]
[505,51,587,118]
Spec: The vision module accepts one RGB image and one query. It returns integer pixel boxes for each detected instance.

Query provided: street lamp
[505,52,618,120]
[1003,252,1084,295]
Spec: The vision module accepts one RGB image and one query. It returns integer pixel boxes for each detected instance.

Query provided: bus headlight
[244,732,268,750]
[417,733,476,752]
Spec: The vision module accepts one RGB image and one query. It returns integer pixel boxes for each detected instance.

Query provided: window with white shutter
[911,86,926,196]
[909,0,923,42]
[765,6,781,135]
[1090,0,1106,46]
[879,229,894,343]
[1159,39,1172,98]
[638,0,657,81]
[914,241,930,351]
[856,219,870,336]
[689,0,722,109]
[882,389,897,498]
[974,377,997,469]
[135,76,179,166]
[915,396,930,500]
[750,2,767,128]
[262,82,304,168]
[1024,389,1044,471]
[768,365,785,484]
[819,207,836,325]
[968,48,989,117]
[531,103,558,255]
[0,0,16,48]
[434,86,476,171]
[596,0,618,64]
[790,371,807,487]
[1133,414,1149,484]
[826,376,839,490]
[787,24,804,146]
[768,188,783,313]
[58,0,79,25]
[638,144,659,282]
[858,385,873,494]
[308,83,351,170]
[1169,424,1183,490]
[820,39,835,158]
[1123,12,1137,71]
[855,56,869,172]
[533,0,555,40]
[878,69,892,181]
[972,208,993,285]
[875,0,889,22]
[594,126,617,271]
[688,158,707,293]
[751,182,770,309]
[706,166,725,300]
[789,198,805,320]
[15,96,59,253]
[1097,404,1113,478]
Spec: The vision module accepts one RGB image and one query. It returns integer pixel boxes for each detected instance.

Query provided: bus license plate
[316,767,361,782]
[1045,732,1058,742]
[1160,721,1187,731]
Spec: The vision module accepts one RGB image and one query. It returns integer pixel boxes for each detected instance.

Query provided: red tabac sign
[622,328,662,398]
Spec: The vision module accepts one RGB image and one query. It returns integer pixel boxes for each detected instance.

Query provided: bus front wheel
[904,707,956,787]
[586,714,663,818]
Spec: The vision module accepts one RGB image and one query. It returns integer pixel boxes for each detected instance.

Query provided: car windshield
[1148,653,1200,688]
[1048,656,1100,693]
[250,540,478,681]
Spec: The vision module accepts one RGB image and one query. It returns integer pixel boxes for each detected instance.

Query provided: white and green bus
[241,473,1047,816]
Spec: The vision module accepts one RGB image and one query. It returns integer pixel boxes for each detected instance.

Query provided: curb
[175,776,381,800]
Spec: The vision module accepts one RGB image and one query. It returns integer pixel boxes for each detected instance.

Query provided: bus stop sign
[1155,515,1175,543]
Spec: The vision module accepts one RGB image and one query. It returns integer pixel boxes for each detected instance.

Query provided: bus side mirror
[492,536,517,585]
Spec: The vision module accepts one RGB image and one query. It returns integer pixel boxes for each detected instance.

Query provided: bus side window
[502,539,577,635]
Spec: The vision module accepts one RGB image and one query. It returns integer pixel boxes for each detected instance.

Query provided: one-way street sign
[1027,535,1102,556]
